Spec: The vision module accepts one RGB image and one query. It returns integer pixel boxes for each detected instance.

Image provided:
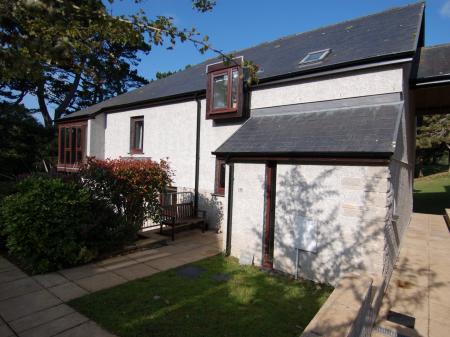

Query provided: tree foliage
[80,158,172,232]
[417,114,450,161]
[0,102,55,178]
[0,0,217,126]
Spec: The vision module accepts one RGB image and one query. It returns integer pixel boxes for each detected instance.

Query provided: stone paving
[374,213,450,337]
[0,230,222,337]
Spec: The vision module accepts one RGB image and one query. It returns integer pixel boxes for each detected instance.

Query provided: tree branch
[54,68,83,120]
[37,81,52,127]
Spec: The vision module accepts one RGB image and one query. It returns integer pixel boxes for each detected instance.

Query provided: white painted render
[250,67,404,109]
[87,114,105,159]
[104,101,197,189]
[228,163,265,265]
[86,64,413,285]
[273,164,390,285]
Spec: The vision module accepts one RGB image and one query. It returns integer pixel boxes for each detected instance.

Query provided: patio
[0,230,221,336]
[373,213,450,337]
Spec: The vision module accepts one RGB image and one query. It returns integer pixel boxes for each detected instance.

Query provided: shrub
[0,176,95,273]
[81,158,172,234]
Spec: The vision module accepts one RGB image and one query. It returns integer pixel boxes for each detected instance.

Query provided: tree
[0,103,55,178]
[0,0,217,126]
[416,114,450,175]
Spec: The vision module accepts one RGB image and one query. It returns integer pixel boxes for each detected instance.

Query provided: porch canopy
[213,101,403,159]
[414,44,450,116]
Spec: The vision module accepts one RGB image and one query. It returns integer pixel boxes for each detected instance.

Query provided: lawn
[413,172,450,214]
[70,255,332,337]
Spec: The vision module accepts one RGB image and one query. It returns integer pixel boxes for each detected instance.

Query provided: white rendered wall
[251,67,403,109]
[87,114,105,159]
[104,101,197,189]
[274,164,390,285]
[96,65,406,232]
[229,163,266,265]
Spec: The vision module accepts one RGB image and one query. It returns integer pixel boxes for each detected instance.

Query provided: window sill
[211,193,225,198]
[128,152,145,155]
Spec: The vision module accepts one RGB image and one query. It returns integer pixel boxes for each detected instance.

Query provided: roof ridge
[422,42,450,49]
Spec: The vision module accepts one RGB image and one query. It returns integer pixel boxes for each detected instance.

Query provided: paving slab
[112,263,159,281]
[0,277,42,301]
[19,311,88,337]
[59,264,108,281]
[97,256,139,272]
[48,282,89,301]
[0,322,15,337]
[74,272,126,293]
[0,268,28,284]
[9,304,75,333]
[33,273,68,288]
[144,256,187,271]
[374,213,450,337]
[53,320,116,337]
[0,289,62,322]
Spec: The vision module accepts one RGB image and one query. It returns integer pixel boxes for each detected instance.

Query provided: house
[57,2,450,285]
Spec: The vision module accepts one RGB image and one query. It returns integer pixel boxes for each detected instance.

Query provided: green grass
[413,172,450,215]
[70,255,332,337]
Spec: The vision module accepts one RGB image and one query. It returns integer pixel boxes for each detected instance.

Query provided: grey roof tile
[61,3,423,120]
[416,43,450,82]
[213,102,403,156]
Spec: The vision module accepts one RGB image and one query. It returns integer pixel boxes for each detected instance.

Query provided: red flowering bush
[80,158,172,235]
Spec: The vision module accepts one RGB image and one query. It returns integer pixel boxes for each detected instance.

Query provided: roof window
[299,49,331,65]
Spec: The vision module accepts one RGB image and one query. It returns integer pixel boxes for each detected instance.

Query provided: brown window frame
[57,120,87,172]
[214,157,226,196]
[130,116,144,154]
[206,60,244,120]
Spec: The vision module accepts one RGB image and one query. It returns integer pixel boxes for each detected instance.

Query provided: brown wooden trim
[206,65,245,120]
[206,58,243,73]
[130,116,144,154]
[262,162,276,269]
[58,121,87,166]
[214,157,226,196]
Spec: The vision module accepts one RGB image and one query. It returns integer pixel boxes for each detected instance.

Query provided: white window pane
[213,73,228,109]
[134,121,143,149]
[231,69,239,108]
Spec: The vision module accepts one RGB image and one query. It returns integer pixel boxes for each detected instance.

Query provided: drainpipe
[194,95,201,213]
[225,162,234,256]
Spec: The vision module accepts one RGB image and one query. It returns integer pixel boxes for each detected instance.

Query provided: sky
[24,0,450,117]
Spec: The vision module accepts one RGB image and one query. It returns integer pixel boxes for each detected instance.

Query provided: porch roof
[213,102,403,158]
[415,43,450,85]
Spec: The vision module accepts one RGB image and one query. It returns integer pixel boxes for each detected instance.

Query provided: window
[58,122,87,170]
[206,60,244,120]
[299,49,331,65]
[214,158,226,196]
[130,116,144,154]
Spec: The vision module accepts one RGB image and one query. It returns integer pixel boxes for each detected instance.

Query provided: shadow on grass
[69,255,332,337]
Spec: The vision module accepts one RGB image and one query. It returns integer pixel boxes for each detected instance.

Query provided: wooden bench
[160,199,207,241]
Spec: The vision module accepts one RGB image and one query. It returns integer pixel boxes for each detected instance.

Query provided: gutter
[194,95,201,213]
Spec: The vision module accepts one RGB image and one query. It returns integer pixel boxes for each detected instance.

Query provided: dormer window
[299,49,331,65]
[206,59,244,120]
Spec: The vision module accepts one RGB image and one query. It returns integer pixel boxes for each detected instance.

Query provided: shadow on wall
[271,165,388,286]
[198,193,224,233]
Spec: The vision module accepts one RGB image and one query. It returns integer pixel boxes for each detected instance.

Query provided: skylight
[299,49,331,65]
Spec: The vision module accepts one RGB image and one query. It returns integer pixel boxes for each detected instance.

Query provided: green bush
[0,176,96,273]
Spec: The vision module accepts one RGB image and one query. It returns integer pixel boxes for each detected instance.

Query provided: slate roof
[416,43,450,83]
[61,2,424,121]
[213,103,403,157]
